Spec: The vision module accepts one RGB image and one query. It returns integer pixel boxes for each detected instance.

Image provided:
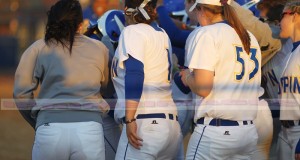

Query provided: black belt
[197,117,253,126]
[122,113,178,123]
[281,120,300,128]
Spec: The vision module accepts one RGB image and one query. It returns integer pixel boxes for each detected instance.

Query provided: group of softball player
[13,0,300,159]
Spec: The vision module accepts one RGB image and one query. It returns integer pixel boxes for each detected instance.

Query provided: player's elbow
[194,85,212,98]
[195,90,211,98]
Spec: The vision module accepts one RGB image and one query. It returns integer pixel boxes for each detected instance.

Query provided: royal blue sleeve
[296,139,300,154]
[125,55,144,101]
[173,72,191,94]
[156,6,191,48]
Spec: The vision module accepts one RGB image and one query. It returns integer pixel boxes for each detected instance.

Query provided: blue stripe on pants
[193,126,207,160]
[124,142,129,160]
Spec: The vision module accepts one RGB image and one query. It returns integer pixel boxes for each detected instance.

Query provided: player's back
[112,23,176,119]
[186,22,262,120]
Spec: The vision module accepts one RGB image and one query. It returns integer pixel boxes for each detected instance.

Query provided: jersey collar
[292,41,300,52]
[150,22,163,32]
[216,20,229,25]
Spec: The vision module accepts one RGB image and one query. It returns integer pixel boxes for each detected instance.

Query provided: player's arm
[156,4,191,48]
[13,42,42,129]
[183,30,215,97]
[181,69,214,97]
[124,55,144,149]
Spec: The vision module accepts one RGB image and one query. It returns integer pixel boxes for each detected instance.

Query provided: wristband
[125,118,136,124]
[185,73,192,85]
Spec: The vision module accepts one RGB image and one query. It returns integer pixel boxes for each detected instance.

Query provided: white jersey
[262,38,293,99]
[279,44,300,120]
[112,23,176,122]
[185,23,261,121]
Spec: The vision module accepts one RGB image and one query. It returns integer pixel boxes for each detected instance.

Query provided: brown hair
[186,0,195,3]
[284,1,300,14]
[199,3,251,54]
[125,0,157,24]
[45,0,83,53]
[257,0,287,11]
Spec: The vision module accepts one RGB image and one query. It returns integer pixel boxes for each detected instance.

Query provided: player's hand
[296,153,300,160]
[180,69,191,87]
[126,121,143,149]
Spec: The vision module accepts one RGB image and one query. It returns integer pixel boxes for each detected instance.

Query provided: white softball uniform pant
[186,121,258,160]
[115,116,182,160]
[252,99,273,160]
[277,124,300,160]
[32,121,105,160]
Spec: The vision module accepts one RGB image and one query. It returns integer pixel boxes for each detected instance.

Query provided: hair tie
[125,0,151,20]
[220,0,228,5]
[138,0,151,20]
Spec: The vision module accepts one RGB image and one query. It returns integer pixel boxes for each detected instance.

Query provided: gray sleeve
[230,1,282,66]
[13,42,42,129]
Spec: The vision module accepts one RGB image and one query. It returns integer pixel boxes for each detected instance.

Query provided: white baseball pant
[252,99,273,160]
[186,120,258,160]
[277,124,300,160]
[115,117,182,160]
[32,121,105,160]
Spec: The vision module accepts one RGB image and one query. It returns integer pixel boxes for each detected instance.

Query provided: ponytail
[223,4,250,54]
[45,0,83,54]
[201,4,251,54]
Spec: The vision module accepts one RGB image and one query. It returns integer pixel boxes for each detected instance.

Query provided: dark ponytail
[201,4,251,54]
[45,0,83,53]
[125,0,157,24]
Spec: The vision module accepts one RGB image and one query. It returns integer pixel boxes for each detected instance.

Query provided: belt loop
[217,119,220,126]
[204,117,212,125]
[295,120,299,126]
[169,114,174,120]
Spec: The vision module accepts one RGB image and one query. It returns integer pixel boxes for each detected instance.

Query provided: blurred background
[0,0,119,159]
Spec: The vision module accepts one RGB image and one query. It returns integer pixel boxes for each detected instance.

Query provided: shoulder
[122,24,150,37]
[18,39,46,62]
[80,34,108,51]
[187,26,217,43]
[203,23,233,31]
[32,39,47,49]
[23,39,46,55]
[192,23,232,38]
[78,35,109,62]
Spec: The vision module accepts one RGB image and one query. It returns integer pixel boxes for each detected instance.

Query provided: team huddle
[13,0,300,160]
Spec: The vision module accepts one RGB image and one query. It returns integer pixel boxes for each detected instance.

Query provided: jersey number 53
[235,46,259,81]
